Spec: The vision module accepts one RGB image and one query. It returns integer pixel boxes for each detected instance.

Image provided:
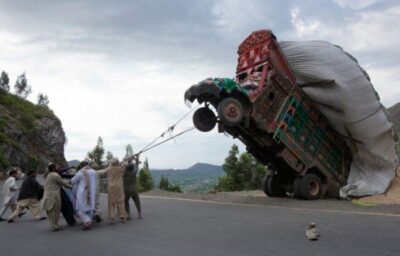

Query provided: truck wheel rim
[225,104,239,118]
[308,181,320,196]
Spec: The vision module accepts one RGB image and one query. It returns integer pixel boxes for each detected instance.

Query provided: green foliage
[30,157,40,170]
[215,176,235,191]
[0,89,55,140]
[159,175,169,190]
[0,70,60,172]
[0,90,54,119]
[105,151,114,165]
[86,137,105,168]
[125,144,134,159]
[0,87,57,168]
[14,73,31,99]
[0,146,10,169]
[158,175,183,193]
[167,183,182,193]
[37,93,49,106]
[215,144,267,192]
[138,158,154,192]
[0,71,10,92]
[223,144,239,177]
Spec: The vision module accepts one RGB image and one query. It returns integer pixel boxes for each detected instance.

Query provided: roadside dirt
[354,168,400,205]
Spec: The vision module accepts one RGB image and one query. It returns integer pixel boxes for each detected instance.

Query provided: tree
[105,151,114,165]
[223,144,239,177]
[14,73,31,99]
[250,154,267,189]
[216,144,240,191]
[86,137,105,168]
[215,144,267,191]
[125,144,134,159]
[159,175,182,193]
[215,176,235,191]
[37,93,49,106]
[138,158,154,192]
[159,175,169,190]
[236,152,253,190]
[0,71,10,92]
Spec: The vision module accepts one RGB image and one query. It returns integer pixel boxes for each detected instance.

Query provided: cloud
[334,0,381,9]
[0,0,398,168]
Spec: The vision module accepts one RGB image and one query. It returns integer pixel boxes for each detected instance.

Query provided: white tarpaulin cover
[279,41,398,198]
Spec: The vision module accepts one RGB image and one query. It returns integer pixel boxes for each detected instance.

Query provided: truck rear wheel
[263,174,286,197]
[193,107,217,132]
[217,97,244,126]
[293,177,302,198]
[299,174,322,200]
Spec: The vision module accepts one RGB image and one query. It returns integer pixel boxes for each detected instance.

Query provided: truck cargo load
[279,40,398,198]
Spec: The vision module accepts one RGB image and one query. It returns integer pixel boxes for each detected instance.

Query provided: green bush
[215,176,236,191]
[0,91,59,171]
[0,93,53,118]
[0,147,10,169]
[167,184,182,193]
[138,158,154,192]
[215,144,267,192]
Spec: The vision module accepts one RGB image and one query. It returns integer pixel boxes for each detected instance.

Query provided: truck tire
[293,177,302,199]
[262,175,272,196]
[263,175,286,197]
[193,107,217,132]
[217,97,244,126]
[299,173,322,200]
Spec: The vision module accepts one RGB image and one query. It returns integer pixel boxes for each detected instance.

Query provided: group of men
[0,169,46,222]
[0,156,142,231]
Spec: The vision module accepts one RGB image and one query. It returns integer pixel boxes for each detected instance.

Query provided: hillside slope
[0,91,67,173]
[388,103,400,136]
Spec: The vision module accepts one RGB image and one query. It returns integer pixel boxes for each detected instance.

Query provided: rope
[135,104,200,155]
[136,126,195,155]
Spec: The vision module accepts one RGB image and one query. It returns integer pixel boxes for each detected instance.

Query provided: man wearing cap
[98,158,126,224]
[0,169,19,221]
[7,170,46,222]
[124,156,142,220]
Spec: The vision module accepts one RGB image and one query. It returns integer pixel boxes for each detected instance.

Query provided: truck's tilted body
[185,30,351,199]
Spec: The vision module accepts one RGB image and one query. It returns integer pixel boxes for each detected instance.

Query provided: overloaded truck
[184,30,351,199]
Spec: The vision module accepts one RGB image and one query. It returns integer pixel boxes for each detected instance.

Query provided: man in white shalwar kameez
[71,162,97,230]
[0,169,19,221]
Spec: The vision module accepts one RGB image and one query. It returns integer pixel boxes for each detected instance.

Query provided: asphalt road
[1,194,400,256]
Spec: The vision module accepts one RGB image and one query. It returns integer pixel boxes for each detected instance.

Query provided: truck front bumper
[184,81,221,107]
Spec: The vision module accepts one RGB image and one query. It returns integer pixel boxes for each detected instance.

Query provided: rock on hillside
[0,92,67,173]
[388,103,400,136]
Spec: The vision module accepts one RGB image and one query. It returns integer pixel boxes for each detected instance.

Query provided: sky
[0,0,399,169]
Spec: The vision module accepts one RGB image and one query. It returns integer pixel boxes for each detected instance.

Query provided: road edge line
[142,195,400,218]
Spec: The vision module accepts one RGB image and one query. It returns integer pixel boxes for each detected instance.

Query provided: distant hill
[67,159,80,167]
[151,163,224,193]
[151,163,224,176]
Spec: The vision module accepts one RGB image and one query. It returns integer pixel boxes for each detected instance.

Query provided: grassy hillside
[0,91,63,170]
